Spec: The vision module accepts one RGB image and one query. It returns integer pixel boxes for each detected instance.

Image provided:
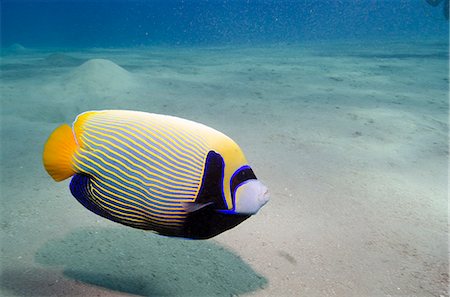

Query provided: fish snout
[259,185,270,206]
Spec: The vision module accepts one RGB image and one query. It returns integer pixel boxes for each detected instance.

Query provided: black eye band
[230,166,257,200]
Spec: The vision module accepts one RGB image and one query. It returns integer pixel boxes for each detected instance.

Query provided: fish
[43,110,269,239]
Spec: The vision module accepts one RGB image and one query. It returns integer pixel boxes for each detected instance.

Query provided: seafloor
[0,40,448,297]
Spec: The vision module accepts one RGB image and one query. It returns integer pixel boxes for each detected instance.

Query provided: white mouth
[259,187,270,206]
[234,180,269,214]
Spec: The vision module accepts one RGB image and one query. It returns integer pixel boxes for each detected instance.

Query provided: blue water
[1,0,448,47]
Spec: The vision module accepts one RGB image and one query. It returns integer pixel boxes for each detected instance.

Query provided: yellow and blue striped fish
[43,110,269,239]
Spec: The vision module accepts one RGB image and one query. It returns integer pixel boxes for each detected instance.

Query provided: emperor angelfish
[43,110,269,239]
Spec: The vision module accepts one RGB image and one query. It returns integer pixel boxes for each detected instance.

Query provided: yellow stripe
[89,117,205,169]
[148,119,208,155]
[146,117,209,154]
[83,143,198,199]
[119,119,206,167]
[81,129,196,184]
[90,179,186,219]
[89,180,161,218]
[73,152,181,209]
[90,189,151,222]
[83,125,198,183]
[82,135,206,207]
[91,185,186,222]
[86,181,159,227]
[83,139,197,194]
[86,120,203,177]
[82,131,199,189]
[84,113,210,203]
[89,115,208,158]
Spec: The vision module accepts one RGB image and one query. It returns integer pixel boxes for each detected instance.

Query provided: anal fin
[70,174,114,220]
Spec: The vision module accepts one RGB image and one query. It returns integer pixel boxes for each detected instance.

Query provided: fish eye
[230,165,257,202]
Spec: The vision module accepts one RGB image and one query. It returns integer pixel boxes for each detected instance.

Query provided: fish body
[43,110,269,239]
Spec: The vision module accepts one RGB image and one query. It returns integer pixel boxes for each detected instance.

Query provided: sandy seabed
[0,40,448,297]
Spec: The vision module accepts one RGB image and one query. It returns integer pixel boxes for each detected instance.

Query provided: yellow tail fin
[43,124,77,181]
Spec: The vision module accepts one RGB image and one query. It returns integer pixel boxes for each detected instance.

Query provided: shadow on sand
[32,227,267,296]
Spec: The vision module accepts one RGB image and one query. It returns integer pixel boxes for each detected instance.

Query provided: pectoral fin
[181,202,214,213]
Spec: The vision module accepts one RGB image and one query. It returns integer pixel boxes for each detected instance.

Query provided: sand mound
[44,53,85,67]
[63,59,136,96]
[2,43,27,54]
[68,58,133,86]
[8,43,26,51]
